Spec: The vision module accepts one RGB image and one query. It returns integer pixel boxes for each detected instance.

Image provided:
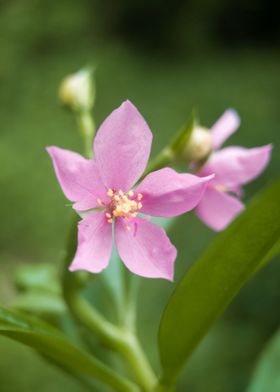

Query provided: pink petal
[69,211,112,273]
[47,146,106,211]
[134,168,214,217]
[115,217,176,280]
[201,144,272,188]
[196,187,245,231]
[93,100,152,191]
[211,109,240,149]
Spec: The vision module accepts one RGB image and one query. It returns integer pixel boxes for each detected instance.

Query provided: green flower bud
[59,68,95,112]
[183,125,212,162]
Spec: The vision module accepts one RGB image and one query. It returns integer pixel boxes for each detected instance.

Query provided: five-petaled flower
[47,101,213,280]
[195,109,272,231]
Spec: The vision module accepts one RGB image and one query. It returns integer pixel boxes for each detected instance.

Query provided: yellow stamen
[107,188,114,197]
[214,184,228,193]
[105,188,143,223]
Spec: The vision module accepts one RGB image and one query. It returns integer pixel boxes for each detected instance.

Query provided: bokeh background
[0,0,279,391]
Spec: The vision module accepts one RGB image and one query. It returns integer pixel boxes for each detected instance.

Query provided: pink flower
[47,101,213,280]
[196,109,272,231]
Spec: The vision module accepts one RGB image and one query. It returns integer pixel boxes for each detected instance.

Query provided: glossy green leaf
[158,179,280,385]
[0,307,138,392]
[247,327,280,392]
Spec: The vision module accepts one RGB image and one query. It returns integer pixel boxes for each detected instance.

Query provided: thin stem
[64,276,123,348]
[152,371,178,392]
[120,331,157,391]
[142,147,174,180]
[76,110,96,159]
[63,272,157,390]
[64,106,167,390]
[141,114,197,181]
[42,352,138,392]
[62,222,157,391]
[122,271,140,331]
[152,383,176,392]
[101,249,128,326]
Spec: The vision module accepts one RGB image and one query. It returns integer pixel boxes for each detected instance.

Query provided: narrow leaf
[159,179,280,384]
[0,307,138,392]
[14,262,60,294]
[247,327,280,392]
[13,290,66,315]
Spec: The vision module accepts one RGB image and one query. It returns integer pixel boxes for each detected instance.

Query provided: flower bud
[59,68,95,112]
[183,126,212,162]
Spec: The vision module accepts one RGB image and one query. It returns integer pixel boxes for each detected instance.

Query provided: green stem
[64,105,169,390]
[64,274,157,390]
[122,274,139,331]
[141,114,197,181]
[152,383,176,392]
[120,331,157,391]
[80,361,139,392]
[142,147,174,180]
[42,352,138,392]
[63,222,157,391]
[64,275,122,348]
[76,110,96,159]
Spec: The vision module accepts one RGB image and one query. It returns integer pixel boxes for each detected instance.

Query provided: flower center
[214,184,228,193]
[98,189,143,224]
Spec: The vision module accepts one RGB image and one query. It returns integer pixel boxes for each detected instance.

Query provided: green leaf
[13,263,66,318]
[247,327,280,392]
[158,179,280,385]
[14,262,61,294]
[13,290,66,315]
[0,307,139,392]
[170,111,196,156]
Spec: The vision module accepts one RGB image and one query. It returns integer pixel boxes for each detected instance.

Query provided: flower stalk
[62,224,157,391]
[143,113,196,177]
[76,110,96,159]
[153,383,176,392]
[59,67,96,159]
[59,85,157,389]
[69,293,157,391]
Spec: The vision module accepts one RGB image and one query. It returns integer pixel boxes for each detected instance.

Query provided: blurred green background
[0,0,279,391]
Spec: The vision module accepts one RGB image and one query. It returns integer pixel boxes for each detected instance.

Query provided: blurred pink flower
[47,101,213,280]
[196,110,272,231]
